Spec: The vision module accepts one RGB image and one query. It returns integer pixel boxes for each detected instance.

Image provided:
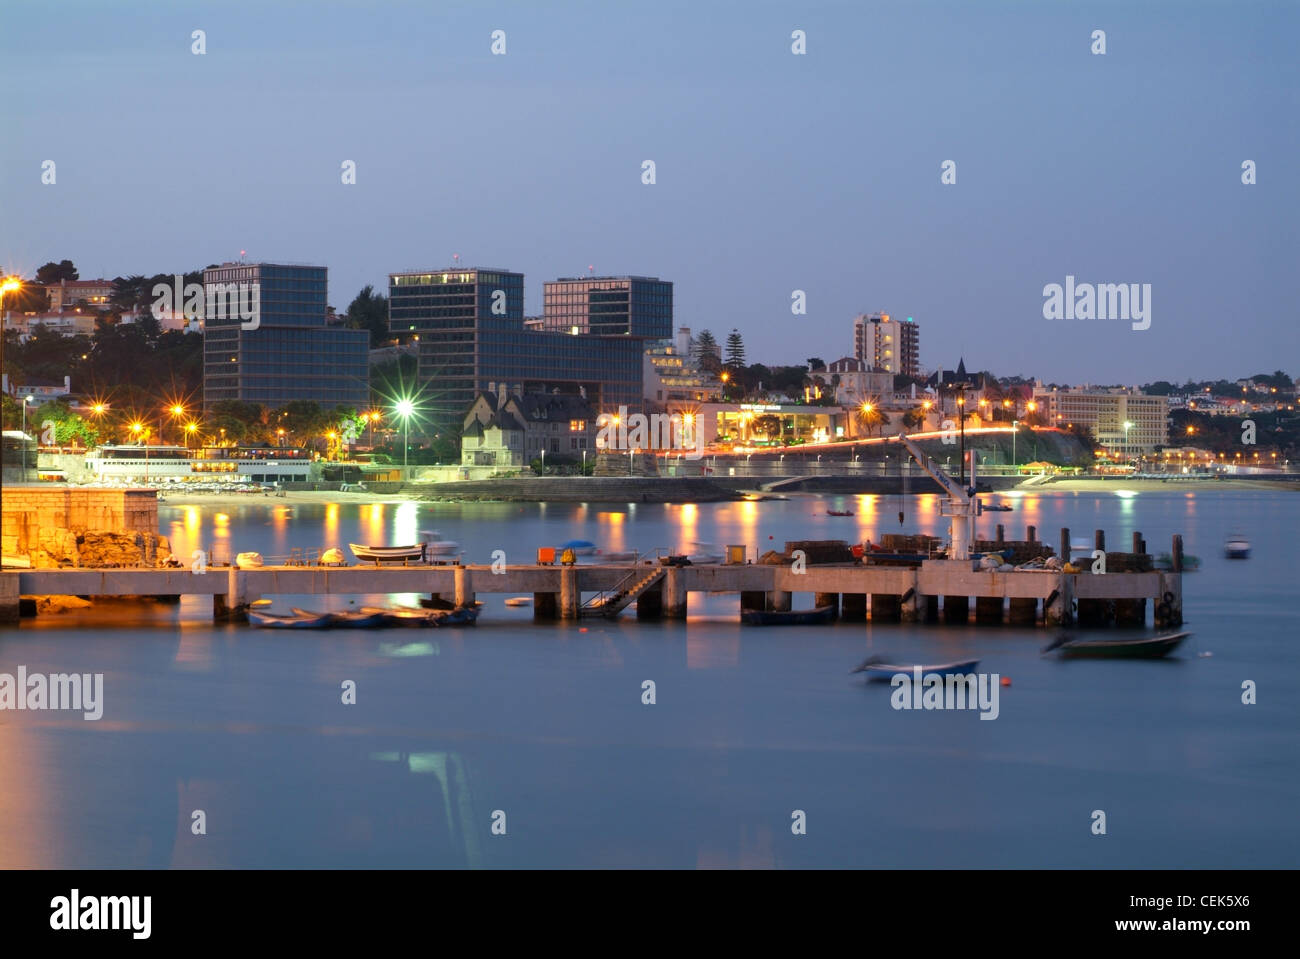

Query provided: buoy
[769,535,774,540]
[1198,651,1213,658]
[1000,676,1012,687]
[579,627,587,633]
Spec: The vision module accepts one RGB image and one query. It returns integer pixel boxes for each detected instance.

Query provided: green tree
[725,328,746,368]
[346,285,392,347]
[34,260,79,284]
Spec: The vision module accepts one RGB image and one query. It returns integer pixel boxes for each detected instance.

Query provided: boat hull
[741,605,836,626]
[858,659,980,682]
[1057,632,1190,659]
[249,610,333,629]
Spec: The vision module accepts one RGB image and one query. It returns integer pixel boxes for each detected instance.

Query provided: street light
[185,422,198,450]
[19,396,34,473]
[1123,420,1133,462]
[394,398,415,472]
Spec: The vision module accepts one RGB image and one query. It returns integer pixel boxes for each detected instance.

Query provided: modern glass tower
[202,263,368,413]
[389,268,652,426]
[542,276,672,337]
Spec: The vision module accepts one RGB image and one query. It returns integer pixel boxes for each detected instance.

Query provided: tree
[725,328,746,368]
[32,400,98,448]
[276,400,330,449]
[856,404,885,437]
[693,330,722,375]
[806,357,826,371]
[34,260,79,285]
[346,285,392,347]
[903,406,927,430]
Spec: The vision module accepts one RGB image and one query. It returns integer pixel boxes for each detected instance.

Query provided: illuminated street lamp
[1123,420,1133,461]
[395,398,415,471]
[184,422,198,450]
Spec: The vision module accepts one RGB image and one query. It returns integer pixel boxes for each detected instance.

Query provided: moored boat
[1224,535,1251,560]
[741,605,836,626]
[852,657,980,681]
[1047,631,1191,659]
[361,604,439,626]
[249,608,333,629]
[687,542,725,564]
[826,509,854,517]
[350,543,428,565]
[293,607,386,628]
[558,539,597,556]
[419,531,461,556]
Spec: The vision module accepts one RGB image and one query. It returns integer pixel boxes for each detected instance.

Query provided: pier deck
[2,559,1182,629]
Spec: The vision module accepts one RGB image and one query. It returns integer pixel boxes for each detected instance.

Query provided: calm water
[2,490,1297,868]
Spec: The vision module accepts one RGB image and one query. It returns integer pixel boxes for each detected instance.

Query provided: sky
[2,0,1296,385]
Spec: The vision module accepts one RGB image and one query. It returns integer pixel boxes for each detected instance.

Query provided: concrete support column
[740,590,767,613]
[1045,574,1075,627]
[664,567,688,619]
[770,590,792,612]
[900,577,924,623]
[1155,572,1183,629]
[454,566,474,608]
[559,566,579,619]
[0,574,20,625]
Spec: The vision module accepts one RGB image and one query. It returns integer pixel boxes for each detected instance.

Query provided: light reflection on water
[1,492,1297,868]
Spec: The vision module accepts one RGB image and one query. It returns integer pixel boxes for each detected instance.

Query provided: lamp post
[581,448,587,474]
[395,399,414,475]
[1012,420,1017,467]
[167,404,186,447]
[0,278,21,378]
[20,396,34,474]
[1123,420,1133,463]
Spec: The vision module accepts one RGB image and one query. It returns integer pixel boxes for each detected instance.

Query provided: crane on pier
[896,433,978,560]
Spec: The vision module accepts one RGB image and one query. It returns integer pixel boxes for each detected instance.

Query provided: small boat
[826,509,855,517]
[248,608,333,629]
[558,539,597,556]
[293,607,385,629]
[1046,631,1191,659]
[595,549,638,562]
[851,657,980,681]
[418,531,461,556]
[741,605,836,626]
[1224,535,1251,560]
[436,606,480,626]
[361,605,439,627]
[687,542,725,564]
[504,596,532,607]
[981,503,1013,512]
[350,543,428,565]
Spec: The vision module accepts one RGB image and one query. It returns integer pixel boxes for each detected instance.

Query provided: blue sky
[3,0,1296,383]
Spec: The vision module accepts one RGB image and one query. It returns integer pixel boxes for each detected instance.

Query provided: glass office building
[542,276,673,337]
[203,263,368,413]
[390,268,656,425]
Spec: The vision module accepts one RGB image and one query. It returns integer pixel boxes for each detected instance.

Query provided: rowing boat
[1050,631,1191,659]
[248,609,333,629]
[852,658,980,681]
[349,543,427,565]
[741,605,836,626]
[293,607,385,629]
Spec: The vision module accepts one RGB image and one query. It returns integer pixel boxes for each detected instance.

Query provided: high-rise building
[542,276,672,338]
[1031,386,1169,453]
[389,267,650,425]
[202,263,368,413]
[853,312,920,379]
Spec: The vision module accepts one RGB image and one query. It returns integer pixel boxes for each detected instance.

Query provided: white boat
[350,543,427,565]
[1224,534,1251,559]
[419,530,460,555]
[236,551,264,569]
[504,596,532,607]
[686,542,724,565]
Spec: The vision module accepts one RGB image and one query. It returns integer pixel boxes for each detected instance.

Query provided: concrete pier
[4,551,1182,632]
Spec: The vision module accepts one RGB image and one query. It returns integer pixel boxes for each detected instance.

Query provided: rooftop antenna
[239,249,247,262]
[588,264,595,275]
[453,253,460,270]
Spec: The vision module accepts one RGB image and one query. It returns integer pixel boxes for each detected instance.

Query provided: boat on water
[248,608,334,629]
[504,596,532,607]
[1224,535,1251,560]
[360,605,479,627]
[292,607,386,629]
[826,509,855,517]
[418,531,461,556]
[741,605,836,626]
[557,539,597,556]
[437,606,480,626]
[350,543,428,565]
[1046,630,1191,659]
[851,657,980,681]
[981,504,1013,512]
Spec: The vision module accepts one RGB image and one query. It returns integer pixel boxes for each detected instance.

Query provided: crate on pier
[783,540,855,565]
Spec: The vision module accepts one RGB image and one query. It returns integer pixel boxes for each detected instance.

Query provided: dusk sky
[3,0,1295,384]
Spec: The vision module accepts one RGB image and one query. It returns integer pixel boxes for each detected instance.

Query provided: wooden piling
[871,593,901,622]
[1027,525,1037,543]
[814,592,840,618]
[1172,535,1184,573]
[1061,527,1071,564]
[1095,529,1106,552]
[996,524,1005,544]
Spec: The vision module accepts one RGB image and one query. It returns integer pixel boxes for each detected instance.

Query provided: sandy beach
[1022,478,1300,493]
[157,489,414,509]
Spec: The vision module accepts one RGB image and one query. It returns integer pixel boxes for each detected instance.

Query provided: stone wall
[1,486,165,568]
